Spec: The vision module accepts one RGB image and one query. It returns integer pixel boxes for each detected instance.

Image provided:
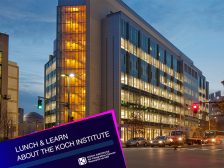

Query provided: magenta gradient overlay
[14,109,126,167]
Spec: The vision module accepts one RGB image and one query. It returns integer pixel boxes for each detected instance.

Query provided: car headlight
[150,141,153,143]
[179,138,182,141]
[212,139,215,142]
[170,139,173,142]
[159,141,162,143]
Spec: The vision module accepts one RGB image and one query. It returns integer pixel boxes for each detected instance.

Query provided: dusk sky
[0,0,223,116]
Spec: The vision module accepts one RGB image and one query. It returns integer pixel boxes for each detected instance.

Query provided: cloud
[0,0,57,23]
[0,6,56,23]
[122,0,224,34]
[19,69,44,96]
[19,90,44,116]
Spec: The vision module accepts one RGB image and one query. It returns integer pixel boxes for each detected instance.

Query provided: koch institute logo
[78,157,87,166]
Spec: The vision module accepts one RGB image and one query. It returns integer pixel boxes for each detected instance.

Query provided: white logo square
[78,157,87,166]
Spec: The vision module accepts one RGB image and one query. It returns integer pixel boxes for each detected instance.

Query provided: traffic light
[192,104,198,113]
[38,100,42,109]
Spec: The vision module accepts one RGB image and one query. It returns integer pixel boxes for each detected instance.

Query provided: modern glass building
[44,56,56,127]
[44,0,209,142]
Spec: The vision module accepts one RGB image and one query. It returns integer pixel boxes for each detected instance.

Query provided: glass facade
[45,57,56,127]
[120,20,183,142]
[183,63,209,127]
[56,5,86,125]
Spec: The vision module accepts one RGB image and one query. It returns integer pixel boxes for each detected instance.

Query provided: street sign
[63,104,68,107]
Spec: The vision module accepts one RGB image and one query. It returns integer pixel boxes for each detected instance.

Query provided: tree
[127,112,145,138]
[200,120,218,132]
[0,110,8,140]
[212,96,224,115]
[0,108,14,142]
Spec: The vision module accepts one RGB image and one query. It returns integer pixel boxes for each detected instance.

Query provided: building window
[184,64,187,72]
[195,72,197,79]
[188,66,191,75]
[58,5,86,122]
[192,69,195,77]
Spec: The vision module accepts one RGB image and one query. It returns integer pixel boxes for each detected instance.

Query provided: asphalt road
[123,144,224,168]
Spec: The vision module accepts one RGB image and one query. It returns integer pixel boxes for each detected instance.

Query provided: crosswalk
[123,147,224,151]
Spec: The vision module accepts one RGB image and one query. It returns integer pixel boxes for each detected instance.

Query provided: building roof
[24,112,44,123]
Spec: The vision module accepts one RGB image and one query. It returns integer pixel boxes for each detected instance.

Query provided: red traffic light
[192,104,198,113]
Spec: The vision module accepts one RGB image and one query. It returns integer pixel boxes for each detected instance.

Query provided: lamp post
[36,120,38,132]
[61,73,75,123]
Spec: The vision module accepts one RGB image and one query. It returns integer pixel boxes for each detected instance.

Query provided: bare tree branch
[212,97,224,115]
[127,112,145,137]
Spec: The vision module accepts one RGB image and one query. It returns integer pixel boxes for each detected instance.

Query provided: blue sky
[0,0,223,116]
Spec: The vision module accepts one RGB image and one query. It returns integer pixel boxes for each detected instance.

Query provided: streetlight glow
[61,73,66,77]
[69,74,75,77]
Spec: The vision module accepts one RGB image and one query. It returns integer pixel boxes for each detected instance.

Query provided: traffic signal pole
[38,77,71,123]
[38,96,67,104]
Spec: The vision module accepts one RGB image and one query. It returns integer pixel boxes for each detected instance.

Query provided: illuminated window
[59,5,86,122]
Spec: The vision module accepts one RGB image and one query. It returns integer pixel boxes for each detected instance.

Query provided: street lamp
[61,73,75,123]
[36,120,38,132]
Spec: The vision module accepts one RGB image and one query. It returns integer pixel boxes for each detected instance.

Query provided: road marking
[214,149,223,151]
[200,149,209,150]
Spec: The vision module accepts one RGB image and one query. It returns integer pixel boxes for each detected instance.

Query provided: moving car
[126,137,147,147]
[149,136,173,147]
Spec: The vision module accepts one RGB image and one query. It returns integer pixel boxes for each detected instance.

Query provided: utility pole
[209,119,210,130]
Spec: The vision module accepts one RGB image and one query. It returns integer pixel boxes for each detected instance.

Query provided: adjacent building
[18,112,44,136]
[0,32,19,139]
[44,0,209,142]
[18,108,24,123]
[7,61,19,137]
[208,91,224,130]
[209,91,223,117]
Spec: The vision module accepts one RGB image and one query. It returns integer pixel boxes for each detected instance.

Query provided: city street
[123,144,224,168]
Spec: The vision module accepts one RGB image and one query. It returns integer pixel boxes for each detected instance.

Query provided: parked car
[149,136,173,147]
[126,137,147,147]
